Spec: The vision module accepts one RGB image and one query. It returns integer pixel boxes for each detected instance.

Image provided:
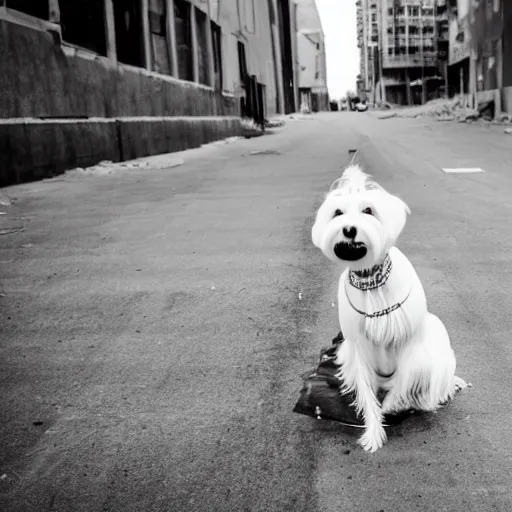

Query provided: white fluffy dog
[312,165,467,452]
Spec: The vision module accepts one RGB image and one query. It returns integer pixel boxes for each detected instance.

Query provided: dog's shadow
[302,406,451,447]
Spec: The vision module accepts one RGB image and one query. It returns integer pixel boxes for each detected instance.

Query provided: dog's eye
[333,209,343,218]
[362,207,373,215]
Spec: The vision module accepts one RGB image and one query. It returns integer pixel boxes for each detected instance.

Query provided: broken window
[113,0,145,67]
[60,0,107,56]
[211,21,223,90]
[148,0,171,75]
[5,0,48,19]
[194,7,210,85]
[175,0,193,81]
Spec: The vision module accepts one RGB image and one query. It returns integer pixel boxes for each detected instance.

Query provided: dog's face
[312,166,410,270]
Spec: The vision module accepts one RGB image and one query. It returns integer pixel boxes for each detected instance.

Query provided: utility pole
[420,2,426,104]
[363,0,370,95]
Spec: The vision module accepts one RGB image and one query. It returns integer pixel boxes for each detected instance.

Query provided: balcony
[382,54,438,69]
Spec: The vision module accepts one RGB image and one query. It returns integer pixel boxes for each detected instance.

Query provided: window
[149,0,171,75]
[237,41,248,83]
[211,21,223,90]
[175,0,193,81]
[6,0,48,19]
[194,7,210,85]
[60,0,107,56]
[113,0,145,67]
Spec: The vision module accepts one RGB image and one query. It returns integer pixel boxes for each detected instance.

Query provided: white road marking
[442,167,485,174]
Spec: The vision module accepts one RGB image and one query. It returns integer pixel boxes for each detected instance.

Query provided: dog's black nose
[343,226,357,239]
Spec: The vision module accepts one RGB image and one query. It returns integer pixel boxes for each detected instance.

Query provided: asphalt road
[1,113,512,511]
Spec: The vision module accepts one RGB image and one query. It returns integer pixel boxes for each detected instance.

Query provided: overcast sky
[315,0,359,99]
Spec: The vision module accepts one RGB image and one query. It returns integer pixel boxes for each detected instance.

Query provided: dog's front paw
[453,376,470,392]
[358,424,387,453]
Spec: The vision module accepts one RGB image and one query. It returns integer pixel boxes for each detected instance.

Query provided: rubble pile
[240,117,264,138]
[377,97,512,126]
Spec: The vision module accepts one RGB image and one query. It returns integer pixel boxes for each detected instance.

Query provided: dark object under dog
[293,336,410,427]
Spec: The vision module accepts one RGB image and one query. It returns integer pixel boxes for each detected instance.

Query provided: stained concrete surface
[1,113,512,511]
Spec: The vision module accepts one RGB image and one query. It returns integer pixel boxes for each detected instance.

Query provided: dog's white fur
[312,165,467,452]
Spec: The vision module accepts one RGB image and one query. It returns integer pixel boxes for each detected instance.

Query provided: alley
[1,113,512,511]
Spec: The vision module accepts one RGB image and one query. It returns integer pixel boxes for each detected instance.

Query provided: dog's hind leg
[381,314,458,414]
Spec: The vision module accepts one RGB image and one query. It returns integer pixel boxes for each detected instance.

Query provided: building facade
[356,0,380,101]
[0,0,297,186]
[376,0,449,105]
[447,0,471,97]
[446,0,512,116]
[294,0,329,112]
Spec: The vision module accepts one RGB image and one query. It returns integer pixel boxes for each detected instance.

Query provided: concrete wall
[0,116,240,187]
[0,20,237,120]
[0,0,252,187]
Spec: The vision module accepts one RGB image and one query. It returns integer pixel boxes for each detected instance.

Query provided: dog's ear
[387,195,411,242]
[311,213,323,248]
[397,196,411,215]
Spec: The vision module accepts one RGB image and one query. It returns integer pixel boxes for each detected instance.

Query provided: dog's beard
[358,287,413,348]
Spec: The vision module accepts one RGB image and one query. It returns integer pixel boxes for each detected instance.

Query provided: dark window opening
[175,0,193,81]
[149,0,171,74]
[211,21,223,90]
[237,41,248,82]
[60,0,106,55]
[195,7,210,85]
[6,0,48,19]
[113,0,145,67]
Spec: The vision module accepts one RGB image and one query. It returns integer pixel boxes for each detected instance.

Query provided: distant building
[0,0,298,186]
[445,0,512,116]
[294,0,329,112]
[446,0,471,98]
[376,0,449,105]
[356,0,380,102]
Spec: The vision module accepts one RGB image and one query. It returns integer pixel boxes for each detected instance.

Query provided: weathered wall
[0,117,241,187]
[0,19,241,186]
[208,0,277,117]
[502,0,512,88]
[0,20,237,119]
[468,0,503,93]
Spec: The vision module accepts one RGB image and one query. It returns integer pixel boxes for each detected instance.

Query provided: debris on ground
[202,136,242,147]
[0,226,25,236]
[249,149,282,156]
[67,157,184,177]
[264,118,286,129]
[377,97,512,126]
[241,118,264,138]
[0,193,12,207]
